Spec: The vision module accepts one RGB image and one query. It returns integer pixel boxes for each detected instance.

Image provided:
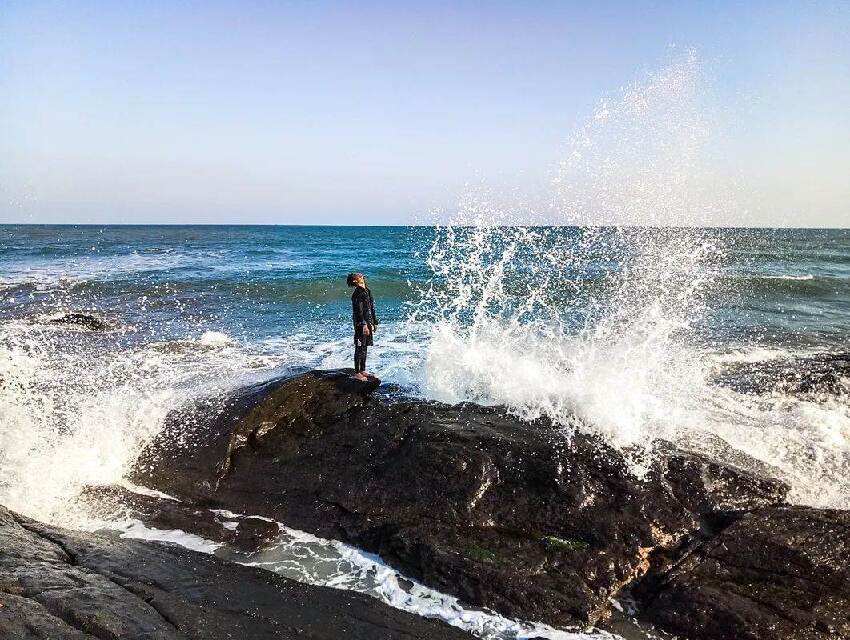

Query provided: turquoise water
[0,223,848,530]
[2,224,849,348]
[0,225,430,342]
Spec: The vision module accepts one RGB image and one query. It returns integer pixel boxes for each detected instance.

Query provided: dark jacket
[352,286,378,328]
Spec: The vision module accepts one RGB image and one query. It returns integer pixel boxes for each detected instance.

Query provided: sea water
[4,227,847,514]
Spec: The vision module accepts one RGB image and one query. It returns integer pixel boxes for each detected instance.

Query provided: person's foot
[353,372,368,381]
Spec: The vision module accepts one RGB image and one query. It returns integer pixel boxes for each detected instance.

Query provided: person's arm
[353,290,370,331]
[368,288,378,329]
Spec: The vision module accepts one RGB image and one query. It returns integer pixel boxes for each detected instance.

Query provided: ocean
[0,222,848,638]
[2,223,848,507]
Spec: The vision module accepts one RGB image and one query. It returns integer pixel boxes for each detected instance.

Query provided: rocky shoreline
[4,368,848,639]
[0,504,472,639]
[126,369,849,639]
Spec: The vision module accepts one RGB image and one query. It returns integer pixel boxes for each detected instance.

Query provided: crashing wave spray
[413,53,850,506]
[0,320,272,527]
[415,53,726,455]
[555,49,724,227]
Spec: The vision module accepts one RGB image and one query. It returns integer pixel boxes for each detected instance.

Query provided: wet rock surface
[132,369,793,629]
[79,485,281,553]
[713,352,850,397]
[46,312,110,331]
[635,506,850,639]
[0,504,471,640]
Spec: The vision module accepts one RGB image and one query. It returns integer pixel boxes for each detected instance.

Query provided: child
[346,272,378,380]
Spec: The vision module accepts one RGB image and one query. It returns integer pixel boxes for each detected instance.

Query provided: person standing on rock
[347,272,378,380]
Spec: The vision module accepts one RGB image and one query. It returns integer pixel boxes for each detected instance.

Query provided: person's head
[346,272,365,287]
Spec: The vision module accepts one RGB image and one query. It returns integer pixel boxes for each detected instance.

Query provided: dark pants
[354,345,368,373]
[354,324,372,374]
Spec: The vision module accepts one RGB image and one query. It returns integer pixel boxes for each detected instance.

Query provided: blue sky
[1,1,849,226]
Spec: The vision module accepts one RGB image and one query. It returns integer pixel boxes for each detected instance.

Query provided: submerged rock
[232,515,281,552]
[0,504,471,640]
[46,312,110,331]
[132,369,789,628]
[636,506,850,640]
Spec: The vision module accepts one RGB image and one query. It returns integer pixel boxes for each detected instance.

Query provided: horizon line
[1,222,848,231]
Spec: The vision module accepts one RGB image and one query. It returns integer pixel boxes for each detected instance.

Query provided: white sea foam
[110,519,225,554]
[197,330,236,346]
[762,273,814,281]
[117,479,180,502]
[107,517,619,640]
[0,321,288,527]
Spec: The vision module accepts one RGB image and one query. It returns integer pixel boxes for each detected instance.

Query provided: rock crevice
[0,503,472,640]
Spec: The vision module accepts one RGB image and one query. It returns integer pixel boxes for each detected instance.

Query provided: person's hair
[346,272,362,286]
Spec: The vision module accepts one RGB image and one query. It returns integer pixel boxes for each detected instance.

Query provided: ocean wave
[710,353,850,423]
[0,274,420,307]
[415,314,850,508]
[719,272,850,298]
[0,320,289,527]
[403,52,850,508]
[761,273,815,281]
[0,249,307,291]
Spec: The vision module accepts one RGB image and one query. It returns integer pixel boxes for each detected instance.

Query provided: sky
[1,1,849,227]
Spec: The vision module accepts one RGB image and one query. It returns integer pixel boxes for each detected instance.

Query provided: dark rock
[636,506,850,640]
[713,353,850,398]
[80,485,282,554]
[47,312,110,331]
[132,369,788,628]
[232,517,280,553]
[0,504,471,640]
[650,440,789,515]
[80,485,235,544]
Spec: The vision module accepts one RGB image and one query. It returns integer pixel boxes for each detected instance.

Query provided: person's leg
[354,345,364,373]
[359,345,368,375]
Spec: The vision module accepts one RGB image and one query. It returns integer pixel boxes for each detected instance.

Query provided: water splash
[0,320,273,527]
[414,53,725,450]
[411,53,850,504]
[555,49,727,227]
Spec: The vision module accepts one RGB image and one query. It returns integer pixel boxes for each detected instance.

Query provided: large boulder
[0,504,471,640]
[636,506,850,640]
[131,370,788,628]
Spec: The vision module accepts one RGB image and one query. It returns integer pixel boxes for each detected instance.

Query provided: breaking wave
[411,52,850,507]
